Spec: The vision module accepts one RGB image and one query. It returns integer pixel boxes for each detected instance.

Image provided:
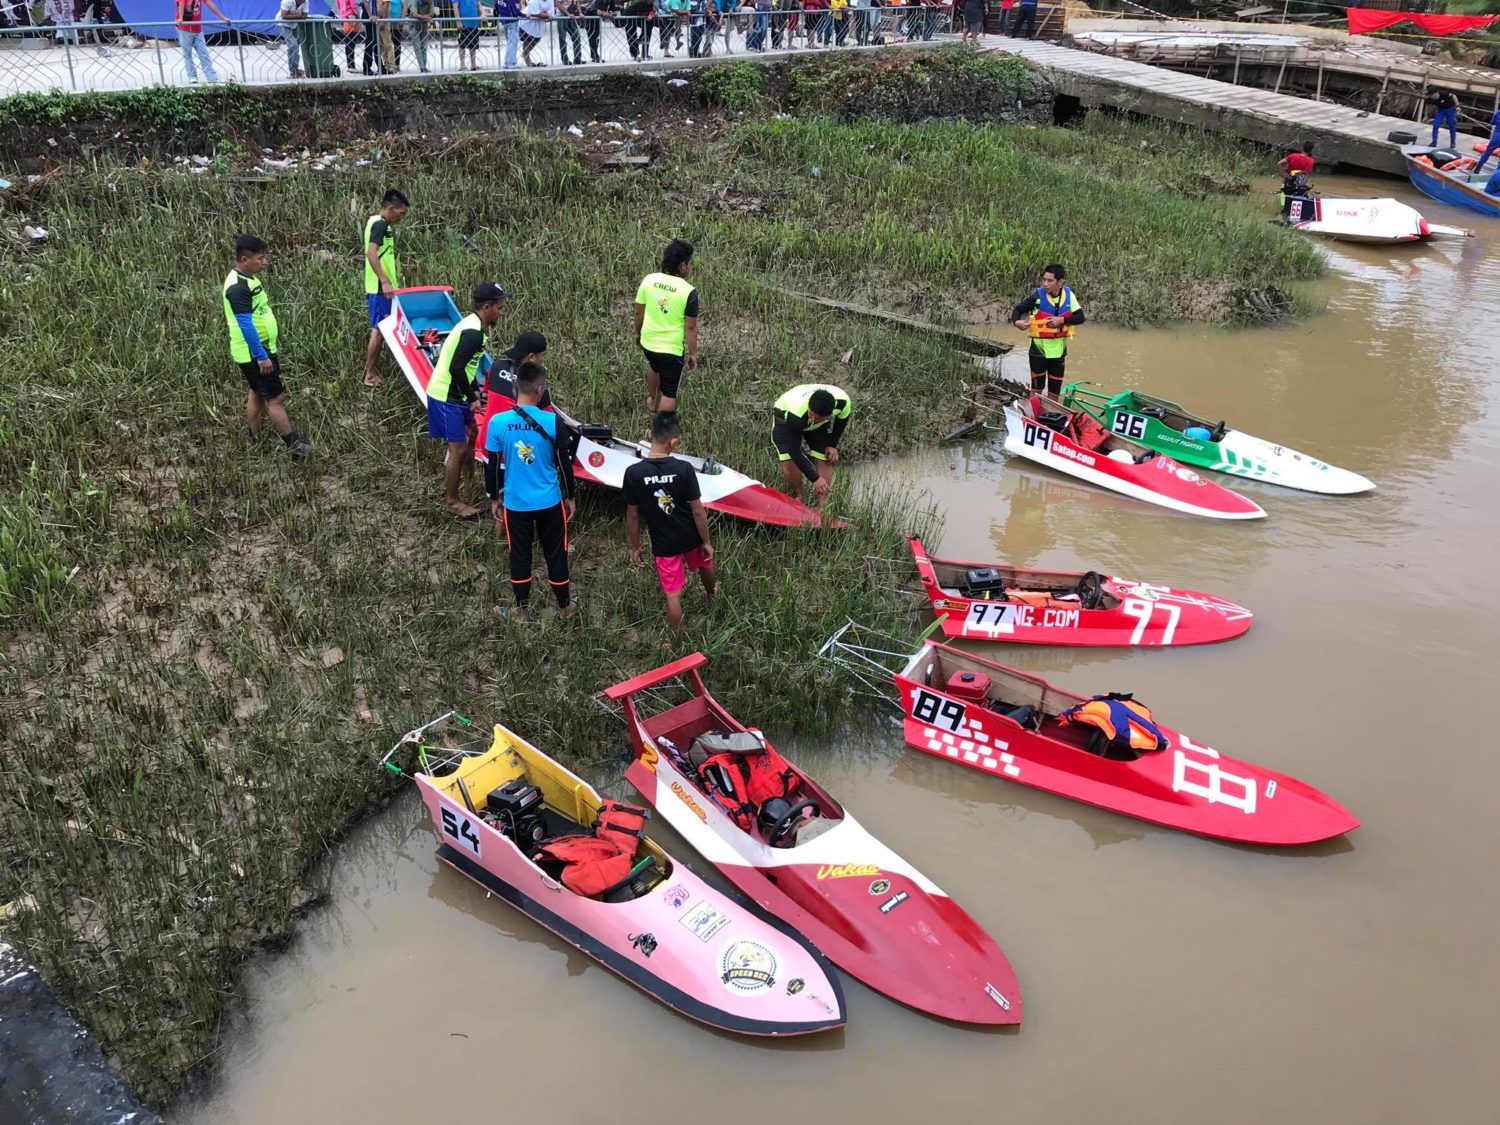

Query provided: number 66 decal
[440,804,483,858]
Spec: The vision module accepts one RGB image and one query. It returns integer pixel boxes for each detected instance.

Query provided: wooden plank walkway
[985,38,1488,175]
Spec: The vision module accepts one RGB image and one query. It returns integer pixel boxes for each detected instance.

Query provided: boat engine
[486,779,547,846]
[1037,411,1069,432]
[965,568,1009,598]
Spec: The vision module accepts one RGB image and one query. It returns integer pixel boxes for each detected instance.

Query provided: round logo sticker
[587,451,605,468]
[868,879,891,896]
[720,940,778,993]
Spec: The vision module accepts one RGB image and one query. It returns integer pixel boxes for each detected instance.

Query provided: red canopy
[1346,7,1500,35]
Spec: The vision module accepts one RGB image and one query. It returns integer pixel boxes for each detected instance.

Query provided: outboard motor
[965,567,1008,598]
[486,779,547,846]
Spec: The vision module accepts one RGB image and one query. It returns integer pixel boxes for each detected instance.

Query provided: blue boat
[1402,145,1500,218]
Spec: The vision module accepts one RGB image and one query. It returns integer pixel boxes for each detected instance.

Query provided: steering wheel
[1076,570,1105,610]
[766,800,820,847]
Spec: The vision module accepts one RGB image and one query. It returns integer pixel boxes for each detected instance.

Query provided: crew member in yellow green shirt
[363,188,410,388]
[633,238,698,416]
[1010,262,1085,397]
[223,233,312,457]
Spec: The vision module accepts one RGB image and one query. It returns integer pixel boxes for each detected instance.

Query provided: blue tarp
[112,0,332,39]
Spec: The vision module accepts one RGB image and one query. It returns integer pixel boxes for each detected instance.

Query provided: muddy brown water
[180,174,1500,1124]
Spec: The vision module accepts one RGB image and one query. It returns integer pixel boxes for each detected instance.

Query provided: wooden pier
[985,37,1488,175]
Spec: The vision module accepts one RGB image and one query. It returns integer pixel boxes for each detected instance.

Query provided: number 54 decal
[440,804,482,858]
[1121,598,1180,645]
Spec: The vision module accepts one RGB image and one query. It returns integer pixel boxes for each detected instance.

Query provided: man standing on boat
[1472,106,1500,175]
[1011,264,1084,397]
[624,411,716,636]
[223,234,313,457]
[484,362,578,621]
[634,239,698,417]
[771,383,851,508]
[362,188,409,388]
[1277,141,1314,221]
[428,280,509,519]
[1428,88,1459,150]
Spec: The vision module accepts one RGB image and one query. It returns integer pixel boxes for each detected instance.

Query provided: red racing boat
[606,654,1023,1025]
[1003,395,1266,520]
[907,535,1252,647]
[379,285,826,528]
[895,644,1358,845]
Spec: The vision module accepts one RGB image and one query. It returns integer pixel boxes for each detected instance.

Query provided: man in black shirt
[1429,88,1459,149]
[623,411,716,636]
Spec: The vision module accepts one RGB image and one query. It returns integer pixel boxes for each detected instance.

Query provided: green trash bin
[297,17,340,78]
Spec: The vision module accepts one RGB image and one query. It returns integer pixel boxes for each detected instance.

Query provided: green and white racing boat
[1060,383,1374,496]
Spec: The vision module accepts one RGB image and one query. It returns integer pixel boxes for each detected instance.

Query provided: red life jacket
[741,744,799,807]
[1068,410,1110,452]
[593,801,649,854]
[697,753,756,829]
[533,835,634,897]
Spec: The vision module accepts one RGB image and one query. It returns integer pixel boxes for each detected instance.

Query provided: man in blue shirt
[484,362,578,619]
[1473,107,1500,175]
[456,0,481,69]
[1009,0,1035,38]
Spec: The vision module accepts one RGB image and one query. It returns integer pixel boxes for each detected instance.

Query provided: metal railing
[0,8,964,95]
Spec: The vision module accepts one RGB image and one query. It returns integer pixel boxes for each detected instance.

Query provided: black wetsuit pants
[503,503,571,608]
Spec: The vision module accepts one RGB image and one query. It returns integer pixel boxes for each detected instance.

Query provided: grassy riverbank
[0,62,1321,1104]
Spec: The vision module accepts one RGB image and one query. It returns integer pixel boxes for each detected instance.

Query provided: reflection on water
[182,174,1500,1125]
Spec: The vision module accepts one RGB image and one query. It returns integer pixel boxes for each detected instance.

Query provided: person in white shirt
[519,0,553,64]
[277,0,309,76]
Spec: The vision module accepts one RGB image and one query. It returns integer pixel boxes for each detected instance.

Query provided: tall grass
[0,102,1312,1103]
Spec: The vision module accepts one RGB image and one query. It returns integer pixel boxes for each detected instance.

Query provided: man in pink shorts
[623,411,716,636]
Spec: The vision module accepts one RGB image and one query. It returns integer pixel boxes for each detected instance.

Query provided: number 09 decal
[1021,421,1053,451]
[440,805,483,858]
[911,688,968,733]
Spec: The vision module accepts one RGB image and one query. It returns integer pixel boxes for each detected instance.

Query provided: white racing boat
[1284,195,1470,244]
[380,285,829,528]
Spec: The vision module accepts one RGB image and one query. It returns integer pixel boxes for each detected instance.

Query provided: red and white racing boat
[895,645,1358,845]
[907,536,1252,646]
[389,714,846,1036]
[1003,396,1266,520]
[380,286,826,528]
[606,655,1023,1025]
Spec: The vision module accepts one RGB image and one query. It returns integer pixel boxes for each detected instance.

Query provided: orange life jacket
[695,735,800,826]
[533,835,634,897]
[1028,286,1076,340]
[1059,694,1168,753]
[593,801,649,855]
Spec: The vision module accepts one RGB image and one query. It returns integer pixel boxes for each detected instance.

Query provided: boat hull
[896,645,1359,846]
[1069,388,1373,495]
[380,285,827,528]
[1402,148,1500,218]
[1288,195,1469,243]
[415,759,844,1036]
[907,536,1252,647]
[607,655,1022,1026]
[1002,407,1266,519]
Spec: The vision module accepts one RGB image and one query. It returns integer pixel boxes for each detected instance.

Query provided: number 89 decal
[440,805,483,857]
[911,688,968,734]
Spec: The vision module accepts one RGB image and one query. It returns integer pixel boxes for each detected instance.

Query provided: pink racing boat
[379,285,827,528]
[908,535,1253,647]
[895,645,1358,846]
[606,656,1023,1026]
[387,714,846,1036]
[1002,395,1266,520]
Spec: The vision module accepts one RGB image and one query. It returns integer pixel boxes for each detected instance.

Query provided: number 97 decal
[1121,598,1180,646]
[440,805,483,858]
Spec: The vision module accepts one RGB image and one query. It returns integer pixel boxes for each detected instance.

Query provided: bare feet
[555,603,578,621]
[363,372,384,388]
[494,604,528,621]
[448,501,480,519]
